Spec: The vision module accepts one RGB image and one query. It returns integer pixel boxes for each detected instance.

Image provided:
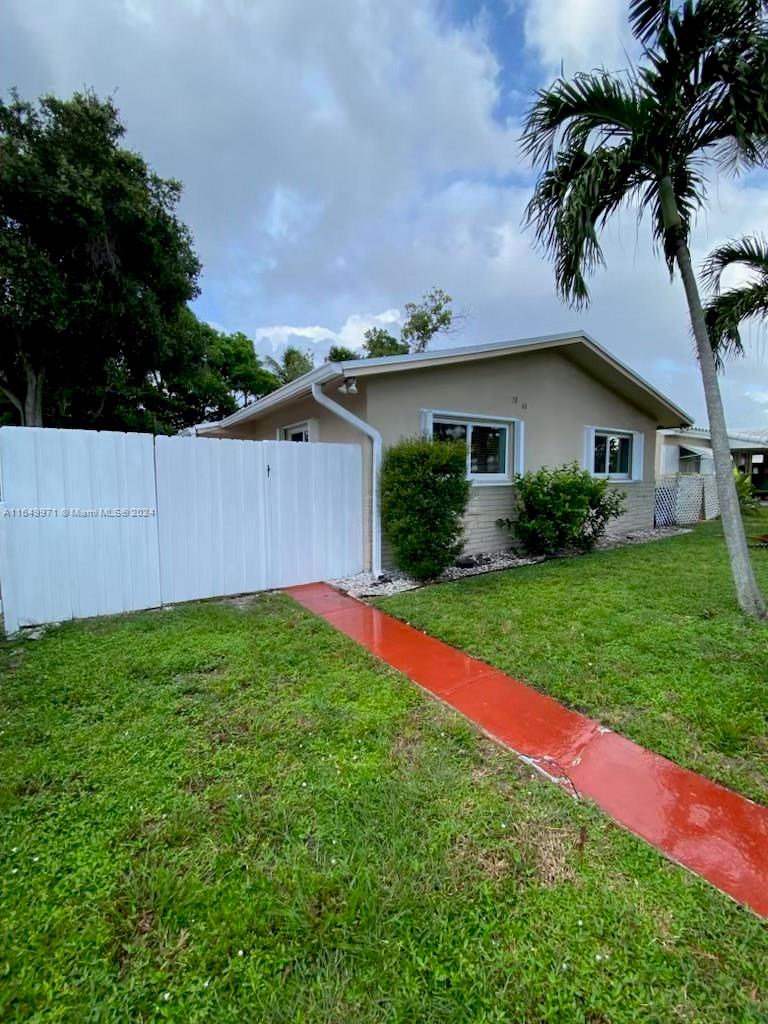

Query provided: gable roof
[198,330,693,433]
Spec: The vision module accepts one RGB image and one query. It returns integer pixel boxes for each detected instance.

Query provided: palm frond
[635,0,765,53]
[524,142,644,307]
[690,32,768,169]
[704,280,768,366]
[701,234,768,293]
[521,72,646,169]
[629,0,674,46]
[643,0,768,171]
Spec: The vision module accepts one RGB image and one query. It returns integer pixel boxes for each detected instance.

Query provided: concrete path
[286,582,768,918]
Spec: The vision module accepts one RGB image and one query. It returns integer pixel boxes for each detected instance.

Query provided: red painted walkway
[286,582,768,918]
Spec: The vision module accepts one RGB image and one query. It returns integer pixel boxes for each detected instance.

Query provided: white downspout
[311,381,382,577]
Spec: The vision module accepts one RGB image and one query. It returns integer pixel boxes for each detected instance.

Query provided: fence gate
[0,427,363,634]
[154,435,363,603]
[154,435,273,605]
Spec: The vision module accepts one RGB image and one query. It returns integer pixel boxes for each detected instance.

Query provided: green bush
[733,467,759,512]
[498,462,626,555]
[381,437,470,580]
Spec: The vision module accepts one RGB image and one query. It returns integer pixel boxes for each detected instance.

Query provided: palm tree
[521,0,768,618]
[265,345,314,386]
[702,234,768,366]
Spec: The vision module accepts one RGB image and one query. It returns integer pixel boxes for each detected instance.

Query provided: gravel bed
[595,525,691,550]
[330,526,692,599]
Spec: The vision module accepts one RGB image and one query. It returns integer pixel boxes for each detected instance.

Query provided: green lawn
[1,593,766,1023]
[378,514,768,806]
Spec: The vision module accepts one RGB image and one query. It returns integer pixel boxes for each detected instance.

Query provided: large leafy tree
[522,0,768,618]
[48,308,279,434]
[0,90,200,426]
[703,234,768,365]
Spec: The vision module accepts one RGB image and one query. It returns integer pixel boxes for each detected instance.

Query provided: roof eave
[197,363,342,433]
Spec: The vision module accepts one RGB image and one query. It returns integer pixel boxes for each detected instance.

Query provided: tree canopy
[38,308,279,434]
[357,289,460,359]
[265,346,315,385]
[209,329,279,408]
[361,328,408,358]
[0,90,201,426]
[327,344,360,362]
[401,287,457,352]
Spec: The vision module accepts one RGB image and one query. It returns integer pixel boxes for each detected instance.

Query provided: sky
[3,0,768,427]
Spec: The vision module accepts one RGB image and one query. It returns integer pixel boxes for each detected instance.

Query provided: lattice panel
[655,474,720,526]
[702,476,719,520]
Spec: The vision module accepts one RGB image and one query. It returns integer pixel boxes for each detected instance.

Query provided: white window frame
[277,418,319,443]
[584,426,644,482]
[420,408,524,485]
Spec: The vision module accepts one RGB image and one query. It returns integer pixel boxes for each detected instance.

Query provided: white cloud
[253,309,401,360]
[521,0,634,73]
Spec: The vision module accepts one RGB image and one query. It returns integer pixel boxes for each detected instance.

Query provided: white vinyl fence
[0,427,363,634]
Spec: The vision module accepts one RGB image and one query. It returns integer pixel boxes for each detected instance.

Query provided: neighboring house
[657,428,768,493]
[198,332,692,573]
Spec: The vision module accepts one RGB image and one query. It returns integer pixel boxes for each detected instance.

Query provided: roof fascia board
[199,363,341,431]
[337,332,584,375]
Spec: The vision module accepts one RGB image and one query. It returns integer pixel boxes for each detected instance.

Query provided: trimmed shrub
[498,462,625,555]
[381,437,470,580]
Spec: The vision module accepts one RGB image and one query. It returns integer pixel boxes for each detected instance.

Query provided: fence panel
[0,427,364,633]
[0,427,161,633]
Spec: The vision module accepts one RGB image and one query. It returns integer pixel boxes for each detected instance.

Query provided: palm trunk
[674,237,766,617]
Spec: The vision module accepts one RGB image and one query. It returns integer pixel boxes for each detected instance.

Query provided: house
[657,427,768,493]
[198,331,692,573]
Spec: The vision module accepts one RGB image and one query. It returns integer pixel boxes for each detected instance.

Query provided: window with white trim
[279,421,310,442]
[431,416,512,482]
[587,427,644,481]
